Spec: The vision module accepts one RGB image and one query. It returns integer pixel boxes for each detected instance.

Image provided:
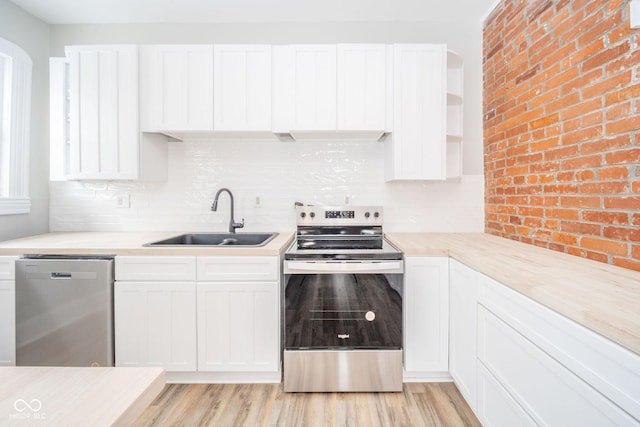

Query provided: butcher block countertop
[0,366,164,426]
[0,231,295,256]
[1,231,638,356]
[386,232,640,356]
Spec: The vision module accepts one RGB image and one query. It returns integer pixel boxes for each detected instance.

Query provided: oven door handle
[284,260,403,274]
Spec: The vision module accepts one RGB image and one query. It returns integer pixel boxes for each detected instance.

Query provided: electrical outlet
[116,193,130,208]
[632,0,640,28]
[255,196,262,207]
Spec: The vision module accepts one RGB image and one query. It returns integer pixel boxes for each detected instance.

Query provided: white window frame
[0,37,32,215]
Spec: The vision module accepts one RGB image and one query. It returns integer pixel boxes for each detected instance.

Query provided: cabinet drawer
[115,256,196,281]
[476,362,536,427]
[478,306,637,426]
[0,256,18,280]
[197,256,278,282]
[479,275,640,421]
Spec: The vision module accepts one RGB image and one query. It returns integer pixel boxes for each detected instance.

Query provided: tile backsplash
[50,139,484,232]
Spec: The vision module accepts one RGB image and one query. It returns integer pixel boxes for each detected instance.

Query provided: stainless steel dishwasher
[15,255,115,367]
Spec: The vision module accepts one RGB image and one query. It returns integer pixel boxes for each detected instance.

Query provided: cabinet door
[140,45,214,132]
[0,280,15,366]
[290,45,337,131]
[115,281,197,371]
[449,259,478,410]
[387,44,447,181]
[214,45,271,131]
[67,45,138,179]
[478,306,637,426]
[337,44,386,132]
[197,281,278,372]
[404,257,449,372]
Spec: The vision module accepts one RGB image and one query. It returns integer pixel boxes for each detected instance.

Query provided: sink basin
[144,232,278,247]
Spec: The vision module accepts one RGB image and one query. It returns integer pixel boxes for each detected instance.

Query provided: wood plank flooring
[133,382,481,426]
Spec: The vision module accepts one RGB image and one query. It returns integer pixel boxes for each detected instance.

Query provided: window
[0,37,32,215]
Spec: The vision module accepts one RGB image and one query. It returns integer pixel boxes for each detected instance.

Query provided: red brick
[575,169,596,181]
[560,69,602,95]
[612,257,640,271]
[530,137,559,152]
[580,181,629,194]
[561,126,602,145]
[581,135,630,154]
[605,101,631,121]
[583,40,630,72]
[578,10,621,46]
[552,232,578,245]
[544,145,579,160]
[546,208,580,220]
[606,116,640,135]
[560,196,601,208]
[582,70,632,99]
[586,251,610,263]
[560,97,602,120]
[531,196,559,206]
[561,221,602,235]
[580,236,628,256]
[604,197,640,209]
[604,226,640,242]
[633,245,640,259]
[605,82,640,105]
[561,155,602,170]
[582,210,628,225]
[605,148,640,165]
[598,166,629,180]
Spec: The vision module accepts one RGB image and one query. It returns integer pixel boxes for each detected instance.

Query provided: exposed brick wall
[483,0,640,271]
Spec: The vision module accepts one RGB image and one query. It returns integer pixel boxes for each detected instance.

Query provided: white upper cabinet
[140,45,214,132]
[386,44,453,181]
[67,45,140,180]
[289,44,337,134]
[214,45,272,132]
[337,44,387,137]
[281,44,388,139]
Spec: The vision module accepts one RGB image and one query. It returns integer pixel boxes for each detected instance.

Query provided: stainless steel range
[283,205,404,392]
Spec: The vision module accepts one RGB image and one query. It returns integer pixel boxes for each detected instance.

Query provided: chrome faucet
[211,188,244,233]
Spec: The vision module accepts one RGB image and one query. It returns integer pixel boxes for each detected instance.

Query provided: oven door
[284,259,403,350]
[283,259,404,391]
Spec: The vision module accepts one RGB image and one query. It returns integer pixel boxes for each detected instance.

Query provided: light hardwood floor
[134,382,481,426]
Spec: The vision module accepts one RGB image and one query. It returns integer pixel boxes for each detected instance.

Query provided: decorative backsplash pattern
[50,139,484,232]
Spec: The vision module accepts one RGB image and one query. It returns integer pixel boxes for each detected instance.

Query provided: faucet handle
[232,219,245,231]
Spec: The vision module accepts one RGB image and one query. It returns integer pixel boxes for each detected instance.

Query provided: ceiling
[10,0,499,24]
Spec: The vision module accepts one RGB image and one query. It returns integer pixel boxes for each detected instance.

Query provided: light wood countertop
[0,366,164,426]
[386,232,640,356]
[0,231,295,256]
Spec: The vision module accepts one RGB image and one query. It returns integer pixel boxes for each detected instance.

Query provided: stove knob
[364,212,370,218]
[300,212,306,218]
[374,212,380,218]
[310,212,316,218]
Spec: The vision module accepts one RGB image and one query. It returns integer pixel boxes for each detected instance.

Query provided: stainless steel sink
[144,232,278,247]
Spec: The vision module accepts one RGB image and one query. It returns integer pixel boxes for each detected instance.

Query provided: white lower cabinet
[114,281,197,371]
[197,281,278,372]
[449,259,478,410]
[404,257,449,377]
[114,255,279,380]
[478,305,637,426]
[475,271,640,426]
[476,362,537,427]
[0,256,18,366]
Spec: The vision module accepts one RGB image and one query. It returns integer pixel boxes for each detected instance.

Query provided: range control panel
[295,205,383,226]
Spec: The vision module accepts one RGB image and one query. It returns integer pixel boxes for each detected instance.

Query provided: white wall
[0,0,50,241]
[48,21,485,233]
[50,139,483,232]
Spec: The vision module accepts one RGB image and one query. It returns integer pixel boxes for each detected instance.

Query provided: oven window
[285,274,402,349]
